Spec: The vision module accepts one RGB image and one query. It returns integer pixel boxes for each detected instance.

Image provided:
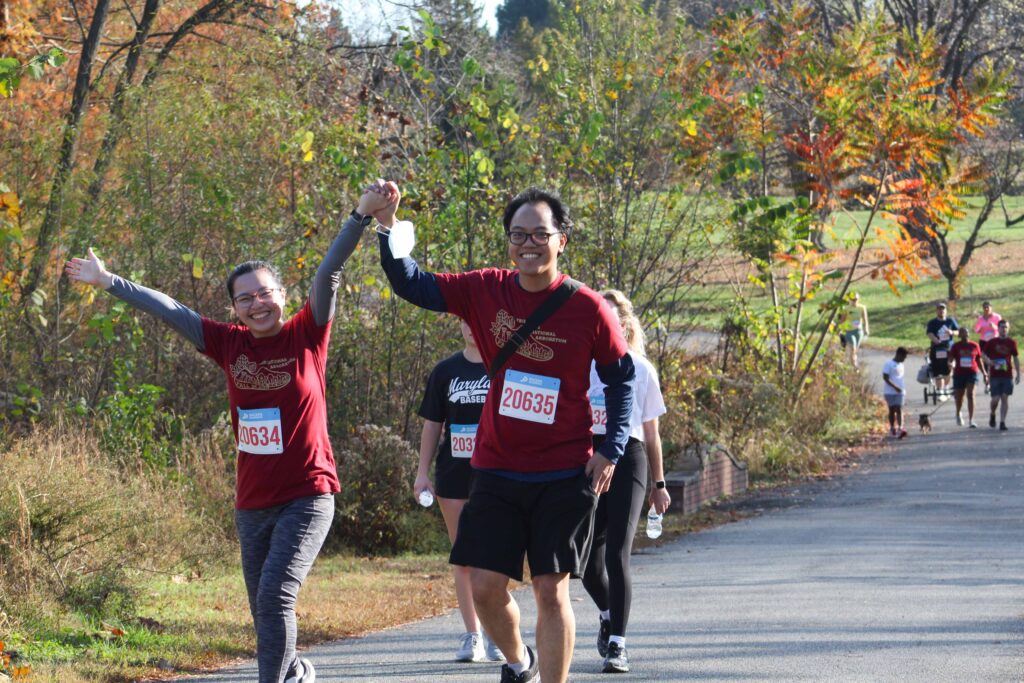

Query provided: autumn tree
[690,3,1006,394]
[814,0,1024,300]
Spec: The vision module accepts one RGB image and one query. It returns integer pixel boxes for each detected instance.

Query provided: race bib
[237,407,283,455]
[851,319,861,329]
[590,393,607,435]
[960,356,973,368]
[982,331,995,341]
[498,370,559,425]
[935,350,948,359]
[449,424,477,459]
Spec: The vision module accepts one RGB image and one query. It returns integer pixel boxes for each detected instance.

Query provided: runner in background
[65,206,376,683]
[926,302,959,395]
[882,347,909,438]
[414,320,503,664]
[950,328,987,428]
[982,319,1020,431]
[369,180,635,683]
[974,301,1001,344]
[582,289,671,674]
[838,292,870,368]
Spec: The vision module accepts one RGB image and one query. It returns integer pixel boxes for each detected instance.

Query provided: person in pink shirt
[975,301,1002,343]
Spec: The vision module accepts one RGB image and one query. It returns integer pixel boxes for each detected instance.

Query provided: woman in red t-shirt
[66,202,378,683]
[950,328,988,428]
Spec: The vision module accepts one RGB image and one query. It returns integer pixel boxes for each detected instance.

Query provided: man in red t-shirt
[950,328,987,428]
[369,181,634,683]
[981,320,1020,430]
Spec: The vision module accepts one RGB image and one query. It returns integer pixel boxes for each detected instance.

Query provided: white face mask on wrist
[388,220,416,258]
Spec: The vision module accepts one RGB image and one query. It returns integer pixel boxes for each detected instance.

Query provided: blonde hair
[601,289,646,356]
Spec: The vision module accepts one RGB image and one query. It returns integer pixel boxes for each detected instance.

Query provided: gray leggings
[235,494,334,683]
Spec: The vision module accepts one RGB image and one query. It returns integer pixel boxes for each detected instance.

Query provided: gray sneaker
[456,631,485,662]
[603,642,629,673]
[285,657,315,683]
[484,633,506,662]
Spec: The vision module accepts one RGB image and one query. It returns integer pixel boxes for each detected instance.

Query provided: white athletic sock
[609,635,626,647]
[508,645,531,675]
[600,609,611,621]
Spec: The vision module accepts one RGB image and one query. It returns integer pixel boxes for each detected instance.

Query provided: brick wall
[665,447,748,515]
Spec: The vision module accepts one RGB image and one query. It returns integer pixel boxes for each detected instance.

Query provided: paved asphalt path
[180,348,1024,682]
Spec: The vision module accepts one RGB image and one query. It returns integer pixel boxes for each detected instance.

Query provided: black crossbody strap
[488,278,583,379]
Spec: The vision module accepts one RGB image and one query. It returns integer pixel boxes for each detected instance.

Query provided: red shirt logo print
[229,354,293,391]
[490,310,555,362]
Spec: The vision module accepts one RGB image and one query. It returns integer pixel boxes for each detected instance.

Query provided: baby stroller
[917,353,954,405]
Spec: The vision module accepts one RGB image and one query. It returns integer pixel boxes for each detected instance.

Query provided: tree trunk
[23,0,113,300]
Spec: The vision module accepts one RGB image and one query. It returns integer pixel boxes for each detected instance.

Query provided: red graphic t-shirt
[435,269,628,472]
[950,340,983,375]
[984,337,1019,379]
[202,302,340,509]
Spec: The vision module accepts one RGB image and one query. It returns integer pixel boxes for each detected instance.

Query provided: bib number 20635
[237,407,284,455]
[498,370,559,425]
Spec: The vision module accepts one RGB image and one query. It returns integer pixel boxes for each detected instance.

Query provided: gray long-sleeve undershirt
[105,215,367,351]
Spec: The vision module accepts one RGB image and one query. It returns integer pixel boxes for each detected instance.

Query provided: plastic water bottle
[645,507,663,539]
[418,490,434,508]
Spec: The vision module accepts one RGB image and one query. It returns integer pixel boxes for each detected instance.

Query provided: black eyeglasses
[233,287,281,307]
[507,230,561,246]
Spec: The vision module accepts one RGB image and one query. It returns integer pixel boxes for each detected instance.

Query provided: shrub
[0,419,233,624]
[657,344,877,479]
[330,425,447,556]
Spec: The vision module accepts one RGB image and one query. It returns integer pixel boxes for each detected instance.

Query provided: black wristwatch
[654,480,666,490]
[350,209,373,227]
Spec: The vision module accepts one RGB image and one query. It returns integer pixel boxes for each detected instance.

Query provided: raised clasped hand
[358,179,401,228]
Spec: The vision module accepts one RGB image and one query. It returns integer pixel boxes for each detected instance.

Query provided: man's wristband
[654,480,666,490]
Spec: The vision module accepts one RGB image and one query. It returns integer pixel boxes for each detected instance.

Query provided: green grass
[673,196,1024,352]
[677,270,1024,353]
[829,195,1024,248]
[5,553,456,682]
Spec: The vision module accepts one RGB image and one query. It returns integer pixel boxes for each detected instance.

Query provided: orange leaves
[102,623,126,638]
[870,233,930,295]
[0,640,32,679]
[1,191,20,220]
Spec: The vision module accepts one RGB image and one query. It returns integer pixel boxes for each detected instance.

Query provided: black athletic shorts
[929,348,952,377]
[449,469,599,581]
[434,454,473,499]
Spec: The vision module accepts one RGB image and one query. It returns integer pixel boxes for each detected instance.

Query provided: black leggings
[581,437,648,637]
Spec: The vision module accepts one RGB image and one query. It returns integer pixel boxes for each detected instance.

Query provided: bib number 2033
[237,407,284,455]
[498,370,559,425]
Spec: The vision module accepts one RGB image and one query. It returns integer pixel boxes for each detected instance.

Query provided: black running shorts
[449,469,599,581]
[929,348,952,377]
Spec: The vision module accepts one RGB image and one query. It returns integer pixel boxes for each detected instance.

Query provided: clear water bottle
[418,490,435,508]
[645,507,663,539]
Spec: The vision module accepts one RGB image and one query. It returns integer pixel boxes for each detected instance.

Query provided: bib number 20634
[498,370,559,425]
[237,407,284,455]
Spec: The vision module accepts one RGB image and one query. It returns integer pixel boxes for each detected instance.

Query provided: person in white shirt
[882,347,909,438]
[582,289,671,674]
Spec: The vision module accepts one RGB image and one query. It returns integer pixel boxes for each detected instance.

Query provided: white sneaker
[970,421,978,429]
[455,632,485,662]
[956,412,964,426]
[484,633,506,662]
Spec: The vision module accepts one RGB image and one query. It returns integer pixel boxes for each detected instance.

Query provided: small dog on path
[918,413,932,433]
